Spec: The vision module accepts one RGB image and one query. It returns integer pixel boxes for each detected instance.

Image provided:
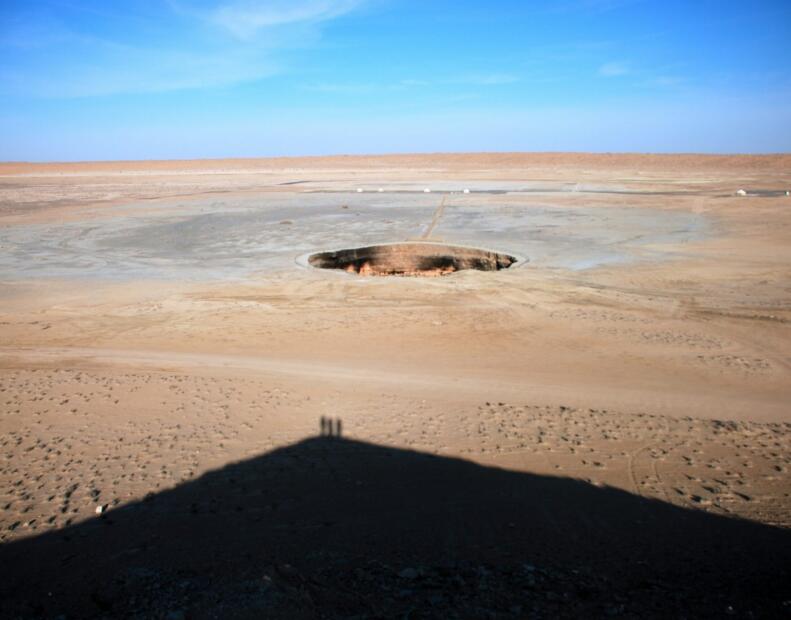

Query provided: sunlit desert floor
[0,153,790,618]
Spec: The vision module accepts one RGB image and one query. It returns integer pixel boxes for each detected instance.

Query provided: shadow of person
[335,418,342,438]
[1,435,789,618]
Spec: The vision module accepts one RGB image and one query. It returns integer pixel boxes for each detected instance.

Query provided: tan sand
[0,153,789,617]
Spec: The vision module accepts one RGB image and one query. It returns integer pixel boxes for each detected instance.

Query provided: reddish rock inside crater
[308,243,517,277]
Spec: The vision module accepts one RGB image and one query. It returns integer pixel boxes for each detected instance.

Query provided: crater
[307,242,518,277]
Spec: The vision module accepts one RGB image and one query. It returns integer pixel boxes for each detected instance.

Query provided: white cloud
[400,79,430,87]
[300,73,521,95]
[302,81,378,93]
[454,73,521,85]
[598,62,630,77]
[643,75,685,87]
[1,1,367,98]
[551,0,644,13]
[1,45,279,98]
[187,0,366,39]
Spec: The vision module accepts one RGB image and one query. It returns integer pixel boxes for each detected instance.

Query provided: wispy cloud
[641,75,686,88]
[400,78,430,87]
[598,61,630,77]
[201,0,365,39]
[1,1,368,98]
[451,73,520,85]
[303,81,379,93]
[551,0,644,13]
[597,61,691,89]
[1,44,279,98]
[301,72,522,95]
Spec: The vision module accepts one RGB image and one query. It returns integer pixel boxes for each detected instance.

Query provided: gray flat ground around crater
[0,191,708,281]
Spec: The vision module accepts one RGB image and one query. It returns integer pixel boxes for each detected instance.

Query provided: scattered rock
[276,563,300,583]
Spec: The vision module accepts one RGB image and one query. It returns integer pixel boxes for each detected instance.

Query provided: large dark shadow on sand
[1,433,789,618]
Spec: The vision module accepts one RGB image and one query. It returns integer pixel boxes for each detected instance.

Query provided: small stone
[276,563,299,581]
[95,504,106,514]
[736,189,747,196]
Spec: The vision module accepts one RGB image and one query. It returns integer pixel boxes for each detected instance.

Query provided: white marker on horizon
[357,188,363,193]
[463,188,470,194]
[424,188,431,193]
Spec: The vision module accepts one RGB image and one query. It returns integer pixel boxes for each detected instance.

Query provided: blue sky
[1,0,790,161]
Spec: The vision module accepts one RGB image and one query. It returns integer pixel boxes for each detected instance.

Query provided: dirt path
[422,195,448,239]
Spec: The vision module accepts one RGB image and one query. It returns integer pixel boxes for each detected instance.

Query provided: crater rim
[297,241,526,277]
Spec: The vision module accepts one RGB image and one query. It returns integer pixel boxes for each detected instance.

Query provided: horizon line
[2,149,791,167]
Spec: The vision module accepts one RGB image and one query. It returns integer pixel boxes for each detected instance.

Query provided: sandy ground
[0,153,790,618]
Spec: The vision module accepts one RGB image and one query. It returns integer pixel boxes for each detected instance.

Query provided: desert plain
[0,153,790,618]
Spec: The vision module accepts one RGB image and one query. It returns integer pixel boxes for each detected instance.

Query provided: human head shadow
[1,433,789,618]
[319,416,342,437]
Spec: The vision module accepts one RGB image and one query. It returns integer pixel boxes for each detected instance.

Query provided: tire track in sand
[421,196,447,240]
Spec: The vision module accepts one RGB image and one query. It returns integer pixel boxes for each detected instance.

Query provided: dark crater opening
[308,242,517,277]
